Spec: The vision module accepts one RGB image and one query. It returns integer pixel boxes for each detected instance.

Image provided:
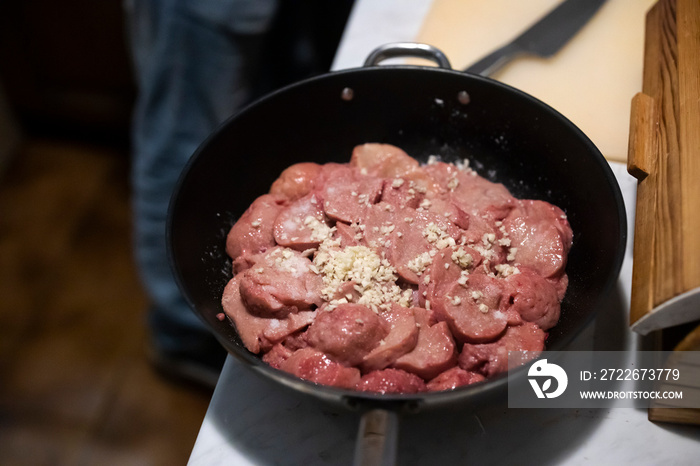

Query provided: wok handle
[353,408,400,466]
[363,42,452,70]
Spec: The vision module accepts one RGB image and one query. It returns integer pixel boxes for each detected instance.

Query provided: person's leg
[124,0,277,387]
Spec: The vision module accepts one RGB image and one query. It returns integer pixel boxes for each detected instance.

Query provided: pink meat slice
[356,368,426,394]
[433,273,509,344]
[402,168,443,199]
[426,367,485,392]
[360,304,419,372]
[460,215,509,269]
[422,161,459,195]
[238,247,324,318]
[419,245,483,309]
[221,275,317,354]
[333,222,360,248]
[459,322,546,377]
[270,312,318,344]
[502,200,573,278]
[393,321,457,380]
[316,164,383,224]
[350,143,420,177]
[380,177,424,209]
[269,162,322,201]
[262,343,294,369]
[225,194,287,266]
[412,306,436,328]
[422,161,513,217]
[359,202,398,257]
[461,214,497,245]
[549,273,569,302]
[502,267,561,330]
[279,347,361,389]
[434,164,515,220]
[281,330,310,351]
[391,208,466,285]
[328,281,362,303]
[426,197,470,230]
[273,193,329,250]
[306,304,388,366]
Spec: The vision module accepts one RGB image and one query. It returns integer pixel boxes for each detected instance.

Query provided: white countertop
[189,1,700,464]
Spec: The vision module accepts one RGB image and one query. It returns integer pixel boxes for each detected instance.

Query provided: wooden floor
[0,138,212,465]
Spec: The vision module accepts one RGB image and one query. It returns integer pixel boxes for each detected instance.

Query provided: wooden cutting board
[627,0,700,336]
[415,0,657,162]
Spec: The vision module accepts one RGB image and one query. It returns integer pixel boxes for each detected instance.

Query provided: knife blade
[464,0,607,76]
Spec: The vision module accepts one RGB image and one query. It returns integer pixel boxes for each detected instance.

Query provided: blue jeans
[124,0,277,353]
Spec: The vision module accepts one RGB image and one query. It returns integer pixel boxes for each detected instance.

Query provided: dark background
[0,1,354,464]
[0,0,355,145]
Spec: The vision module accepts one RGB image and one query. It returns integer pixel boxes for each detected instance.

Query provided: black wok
[168,43,626,464]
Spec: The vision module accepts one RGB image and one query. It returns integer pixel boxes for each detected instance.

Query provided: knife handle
[464,43,523,77]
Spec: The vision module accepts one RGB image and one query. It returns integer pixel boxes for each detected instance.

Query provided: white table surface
[189,1,700,464]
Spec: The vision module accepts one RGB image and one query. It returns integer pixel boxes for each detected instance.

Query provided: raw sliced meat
[502,200,573,278]
[502,267,561,330]
[328,280,362,304]
[461,214,508,268]
[419,245,483,309]
[226,194,287,268]
[333,222,360,247]
[459,322,546,377]
[433,273,510,344]
[316,164,383,224]
[393,321,457,380]
[262,343,294,369]
[356,368,426,394]
[401,169,442,199]
[238,247,324,318]
[426,162,516,220]
[361,304,419,372]
[221,143,572,394]
[426,367,485,392]
[549,273,569,302]
[221,275,317,354]
[412,306,436,328]
[380,177,424,209]
[269,162,322,200]
[359,202,398,258]
[427,197,470,230]
[391,208,466,285]
[281,330,309,351]
[279,347,361,389]
[306,304,388,366]
[273,193,330,250]
[350,143,419,177]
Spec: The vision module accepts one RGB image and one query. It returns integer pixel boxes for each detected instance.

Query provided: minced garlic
[447,175,459,191]
[495,263,520,278]
[423,222,456,250]
[303,215,334,242]
[457,271,469,286]
[313,239,410,312]
[451,247,473,269]
[407,251,433,275]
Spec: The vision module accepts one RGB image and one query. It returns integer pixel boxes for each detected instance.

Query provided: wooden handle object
[628,0,700,326]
